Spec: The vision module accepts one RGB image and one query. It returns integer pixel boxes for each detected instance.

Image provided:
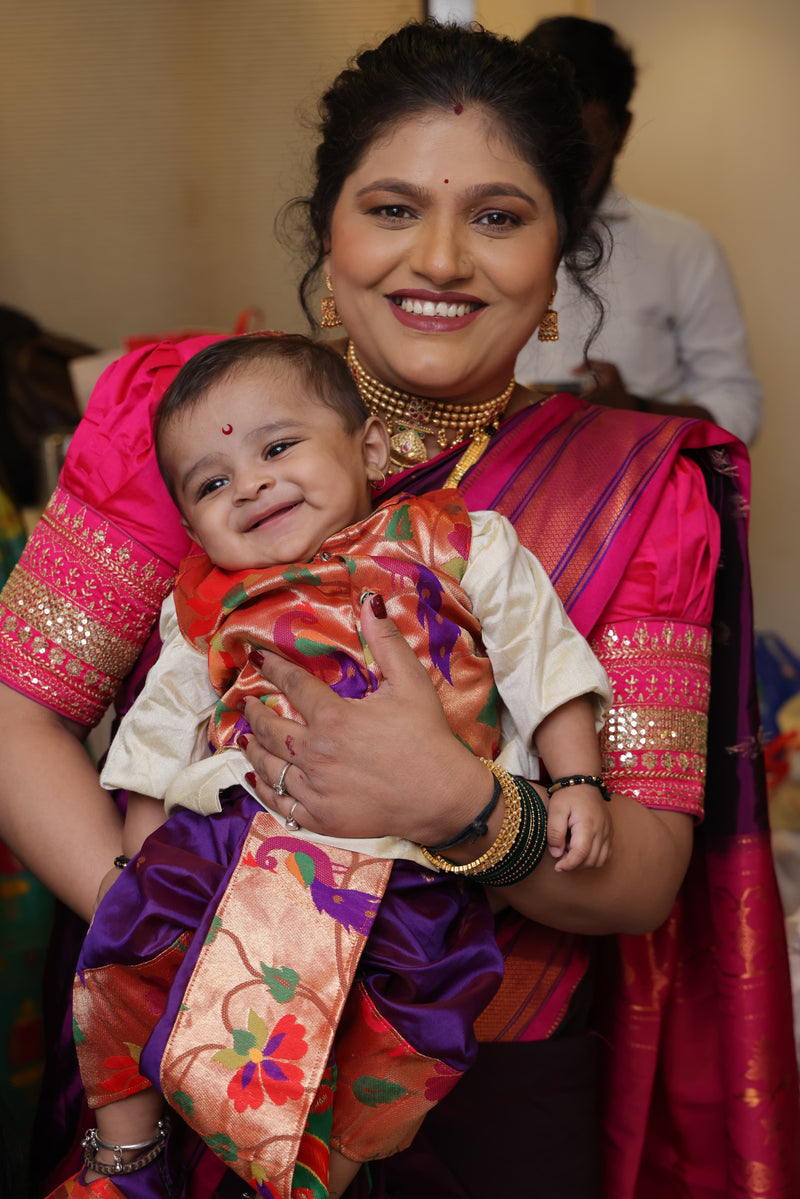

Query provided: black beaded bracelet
[426,775,502,852]
[114,855,131,869]
[547,774,612,803]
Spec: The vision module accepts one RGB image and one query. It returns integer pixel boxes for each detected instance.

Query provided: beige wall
[0,1,419,348]
[477,0,592,37]
[597,0,800,648]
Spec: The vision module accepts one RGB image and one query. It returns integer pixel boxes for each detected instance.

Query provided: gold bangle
[420,760,521,876]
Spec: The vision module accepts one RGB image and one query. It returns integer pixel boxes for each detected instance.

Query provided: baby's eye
[265,440,295,459]
[197,477,227,499]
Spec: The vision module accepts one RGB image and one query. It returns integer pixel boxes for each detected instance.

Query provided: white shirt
[101,509,611,866]
[516,189,762,445]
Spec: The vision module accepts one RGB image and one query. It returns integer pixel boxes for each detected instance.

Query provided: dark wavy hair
[284,20,603,337]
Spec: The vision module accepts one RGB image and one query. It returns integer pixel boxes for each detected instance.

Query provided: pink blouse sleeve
[589,455,720,819]
[0,335,226,726]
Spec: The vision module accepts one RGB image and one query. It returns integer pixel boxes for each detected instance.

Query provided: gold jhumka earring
[320,275,343,329]
[537,291,559,342]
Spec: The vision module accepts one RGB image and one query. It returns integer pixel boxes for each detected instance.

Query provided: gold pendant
[390,426,428,468]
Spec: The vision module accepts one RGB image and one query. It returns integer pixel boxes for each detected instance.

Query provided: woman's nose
[409,216,471,283]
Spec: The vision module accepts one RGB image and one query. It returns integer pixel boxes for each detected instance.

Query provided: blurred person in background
[516,16,762,446]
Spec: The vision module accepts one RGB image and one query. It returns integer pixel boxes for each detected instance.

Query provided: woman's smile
[327,106,560,405]
[388,288,485,333]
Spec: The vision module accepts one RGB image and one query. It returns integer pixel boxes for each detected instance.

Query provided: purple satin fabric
[358,861,502,1067]
[77,788,502,1088]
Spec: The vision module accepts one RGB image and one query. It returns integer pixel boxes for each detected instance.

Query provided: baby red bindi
[221,424,233,435]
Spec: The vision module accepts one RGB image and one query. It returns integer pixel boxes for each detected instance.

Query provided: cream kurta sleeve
[98,594,239,806]
[462,510,612,780]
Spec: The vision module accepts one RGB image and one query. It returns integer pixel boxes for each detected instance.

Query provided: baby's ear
[180,513,201,546]
[362,416,391,477]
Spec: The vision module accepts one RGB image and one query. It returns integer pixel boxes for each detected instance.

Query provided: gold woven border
[0,486,175,726]
[589,619,711,815]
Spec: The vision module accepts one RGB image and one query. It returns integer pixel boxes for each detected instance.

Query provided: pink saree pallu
[73,791,502,1198]
[368,395,800,1198]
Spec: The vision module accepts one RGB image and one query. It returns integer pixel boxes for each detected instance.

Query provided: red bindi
[453,103,463,115]
[444,179,449,184]
[221,424,233,435]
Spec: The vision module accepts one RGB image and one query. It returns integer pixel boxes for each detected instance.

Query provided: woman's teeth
[395,297,478,318]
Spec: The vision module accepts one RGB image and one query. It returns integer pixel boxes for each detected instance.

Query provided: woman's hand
[240,593,493,846]
[240,594,694,938]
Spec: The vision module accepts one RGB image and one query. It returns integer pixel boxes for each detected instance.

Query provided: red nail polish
[245,771,257,788]
[370,593,387,619]
[248,648,265,669]
[237,734,250,750]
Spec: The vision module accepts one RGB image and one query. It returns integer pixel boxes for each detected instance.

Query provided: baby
[66,334,612,1199]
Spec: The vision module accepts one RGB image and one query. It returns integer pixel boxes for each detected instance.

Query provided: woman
[0,21,796,1199]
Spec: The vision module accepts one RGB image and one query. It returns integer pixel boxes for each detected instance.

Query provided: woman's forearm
[495,794,693,935]
[0,682,123,921]
[440,778,693,935]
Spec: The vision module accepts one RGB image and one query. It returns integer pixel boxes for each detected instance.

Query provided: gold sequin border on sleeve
[0,486,176,726]
[589,619,711,815]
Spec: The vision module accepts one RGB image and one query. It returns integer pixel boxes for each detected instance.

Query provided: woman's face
[327,106,560,406]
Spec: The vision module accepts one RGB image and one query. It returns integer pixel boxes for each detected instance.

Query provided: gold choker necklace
[347,342,515,474]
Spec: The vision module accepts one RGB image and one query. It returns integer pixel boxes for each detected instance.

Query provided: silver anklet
[82,1113,170,1176]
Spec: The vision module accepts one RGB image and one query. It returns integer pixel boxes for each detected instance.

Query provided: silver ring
[272,761,291,797]
[285,800,301,832]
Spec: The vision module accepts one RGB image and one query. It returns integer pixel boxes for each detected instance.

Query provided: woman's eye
[370,204,415,222]
[475,210,521,231]
[197,477,226,499]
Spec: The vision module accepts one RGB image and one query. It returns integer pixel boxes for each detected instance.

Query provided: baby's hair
[154,333,369,499]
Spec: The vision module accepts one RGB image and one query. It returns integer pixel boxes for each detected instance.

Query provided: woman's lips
[388,293,484,333]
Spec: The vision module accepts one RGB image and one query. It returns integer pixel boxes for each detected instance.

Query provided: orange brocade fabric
[173,490,498,761]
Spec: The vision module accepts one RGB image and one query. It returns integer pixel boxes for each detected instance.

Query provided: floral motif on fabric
[213,1011,307,1112]
[0,486,175,725]
[590,619,711,815]
[158,812,393,1199]
[331,983,460,1161]
[73,933,191,1107]
[172,490,498,760]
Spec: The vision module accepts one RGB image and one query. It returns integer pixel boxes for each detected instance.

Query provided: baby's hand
[547,785,613,872]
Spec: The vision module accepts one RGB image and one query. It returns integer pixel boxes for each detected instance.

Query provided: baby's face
[160,364,383,570]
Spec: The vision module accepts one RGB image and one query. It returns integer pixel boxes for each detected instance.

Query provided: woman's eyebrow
[355,178,424,199]
[462,181,539,207]
[355,178,538,207]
